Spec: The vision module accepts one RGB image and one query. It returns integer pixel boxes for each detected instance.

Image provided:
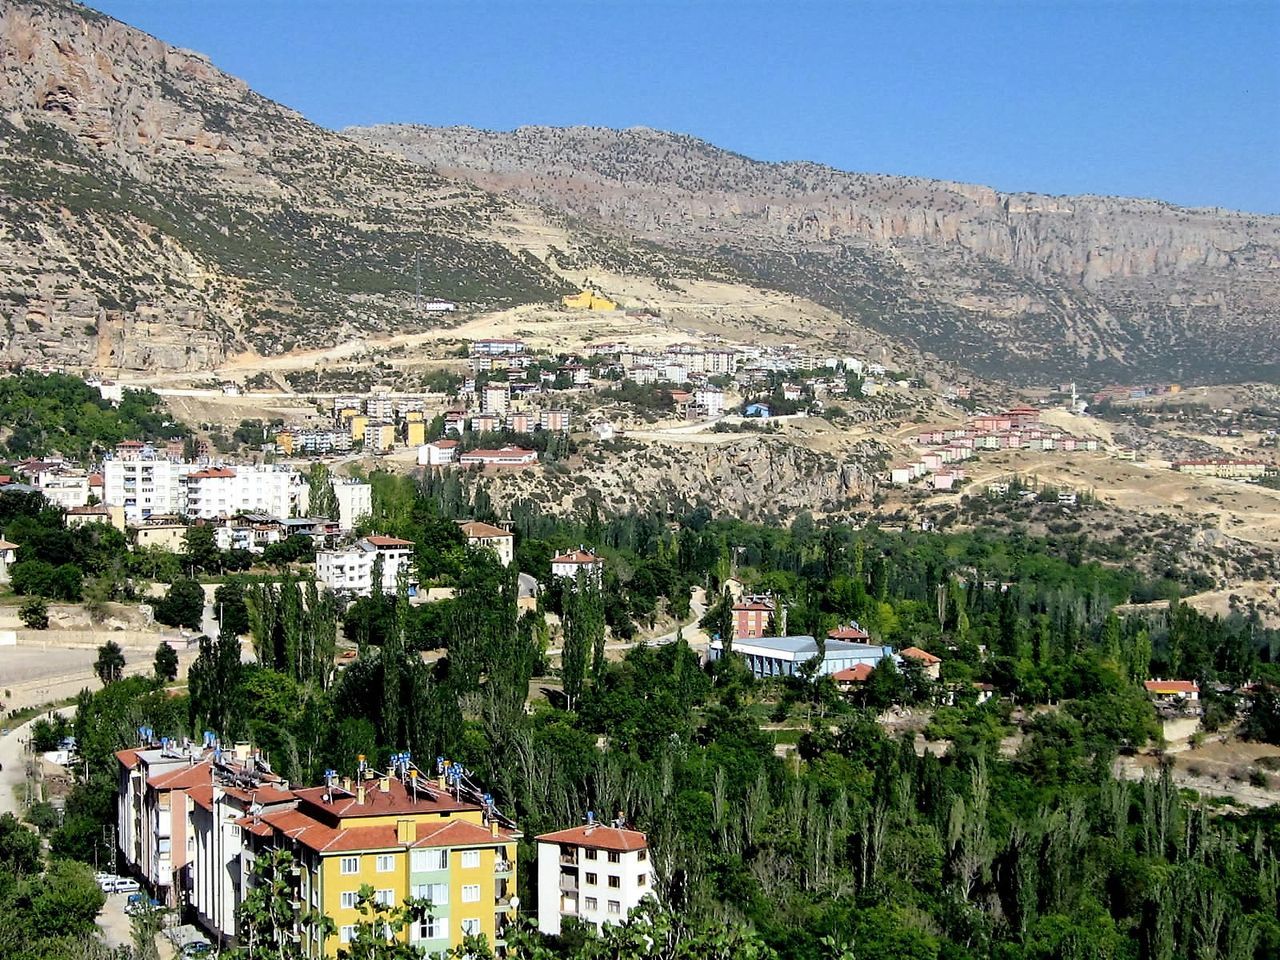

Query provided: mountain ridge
[349,122,1280,383]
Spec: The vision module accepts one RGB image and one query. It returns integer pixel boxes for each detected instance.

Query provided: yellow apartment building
[247,773,519,957]
[363,421,397,454]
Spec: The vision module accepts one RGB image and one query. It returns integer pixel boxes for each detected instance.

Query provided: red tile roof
[833,664,874,683]
[536,824,648,852]
[188,468,237,479]
[733,601,774,612]
[829,625,870,640]
[552,550,601,565]
[1144,679,1199,695]
[365,535,414,548]
[258,806,513,854]
[292,778,480,820]
[458,520,512,539]
[115,748,140,768]
[901,646,941,665]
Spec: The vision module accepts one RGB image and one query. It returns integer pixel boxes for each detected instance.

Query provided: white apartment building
[457,520,514,567]
[536,822,652,935]
[693,387,725,418]
[34,471,91,509]
[314,535,417,597]
[183,466,309,521]
[366,393,395,421]
[104,458,195,522]
[482,382,511,415]
[332,477,372,532]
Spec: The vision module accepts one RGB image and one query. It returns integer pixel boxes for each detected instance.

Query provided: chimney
[357,784,366,806]
[490,819,499,837]
[397,819,417,844]
[342,777,352,791]
[380,777,390,793]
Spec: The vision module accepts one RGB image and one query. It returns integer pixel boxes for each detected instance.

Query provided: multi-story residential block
[732,596,775,640]
[315,536,416,597]
[331,478,372,532]
[693,387,725,418]
[536,820,652,935]
[365,393,395,421]
[540,409,572,433]
[183,465,309,521]
[31,469,91,509]
[482,382,511,415]
[104,458,195,522]
[457,520,514,567]
[363,421,397,454]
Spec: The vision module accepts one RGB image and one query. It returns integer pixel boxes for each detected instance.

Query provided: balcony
[559,852,578,866]
[559,872,578,893]
[494,859,514,876]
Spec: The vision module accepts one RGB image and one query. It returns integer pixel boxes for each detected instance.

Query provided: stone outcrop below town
[350,124,1280,383]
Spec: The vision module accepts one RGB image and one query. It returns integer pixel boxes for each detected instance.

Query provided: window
[416,916,446,941]
[461,884,481,903]
[585,872,597,886]
[340,857,360,875]
[608,900,621,915]
[637,850,647,862]
[460,850,480,869]
[607,851,620,864]
[608,875,620,889]
[339,926,356,944]
[412,849,448,872]
[637,874,647,886]
[340,891,359,910]
[583,849,597,861]
[414,882,448,906]
[584,897,597,911]
[376,855,396,873]
[461,919,481,937]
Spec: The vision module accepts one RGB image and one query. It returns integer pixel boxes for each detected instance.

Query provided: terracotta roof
[115,748,140,768]
[458,520,512,539]
[259,806,513,855]
[365,535,414,548]
[430,439,459,448]
[462,447,536,458]
[88,474,103,485]
[149,761,215,791]
[829,625,870,640]
[188,783,215,812]
[0,538,18,550]
[536,824,648,852]
[733,601,774,612]
[833,664,875,683]
[1145,680,1199,694]
[68,504,109,514]
[552,550,601,565]
[292,778,480,820]
[188,468,237,479]
[901,646,941,665]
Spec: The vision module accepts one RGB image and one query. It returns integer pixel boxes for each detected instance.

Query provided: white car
[103,877,141,894]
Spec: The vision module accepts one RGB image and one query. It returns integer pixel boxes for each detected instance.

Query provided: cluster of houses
[112,736,652,957]
[888,406,1103,490]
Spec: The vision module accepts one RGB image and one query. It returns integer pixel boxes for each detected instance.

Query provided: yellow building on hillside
[364,421,396,453]
[406,420,426,447]
[562,289,618,311]
[348,414,369,445]
[275,430,296,455]
[249,773,519,958]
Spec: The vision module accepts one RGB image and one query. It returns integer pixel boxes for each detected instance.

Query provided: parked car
[125,893,163,915]
[102,877,140,894]
[181,943,212,959]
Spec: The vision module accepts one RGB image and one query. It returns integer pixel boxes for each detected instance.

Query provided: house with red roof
[536,818,652,936]
[552,548,604,583]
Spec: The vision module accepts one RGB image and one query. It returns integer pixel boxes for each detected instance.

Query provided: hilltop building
[315,535,416,597]
[551,549,604,583]
[457,520,515,567]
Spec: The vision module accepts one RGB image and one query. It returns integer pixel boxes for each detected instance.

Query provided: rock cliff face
[350,124,1280,383]
[481,436,881,521]
[0,0,567,373]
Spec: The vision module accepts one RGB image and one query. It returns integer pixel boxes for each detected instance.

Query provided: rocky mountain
[349,124,1280,384]
[0,0,569,373]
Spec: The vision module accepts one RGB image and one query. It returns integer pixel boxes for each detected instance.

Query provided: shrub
[19,597,49,630]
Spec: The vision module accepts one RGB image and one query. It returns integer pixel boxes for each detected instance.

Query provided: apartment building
[536,820,652,935]
[331,478,372,532]
[241,774,520,958]
[457,520,514,567]
[103,458,195,522]
[183,465,309,521]
[314,536,416,597]
[418,440,459,466]
[115,740,284,909]
[540,409,572,433]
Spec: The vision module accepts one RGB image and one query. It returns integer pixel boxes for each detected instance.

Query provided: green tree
[182,525,222,574]
[153,641,179,682]
[93,640,126,685]
[19,596,49,630]
[215,578,252,637]
[154,578,205,630]
[227,848,332,960]
[308,463,339,520]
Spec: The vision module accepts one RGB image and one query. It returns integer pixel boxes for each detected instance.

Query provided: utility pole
[414,253,422,314]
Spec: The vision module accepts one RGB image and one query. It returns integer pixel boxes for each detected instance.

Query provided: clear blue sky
[91,0,1279,213]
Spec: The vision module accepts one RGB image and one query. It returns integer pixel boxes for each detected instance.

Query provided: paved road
[546,588,708,659]
[0,705,75,817]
